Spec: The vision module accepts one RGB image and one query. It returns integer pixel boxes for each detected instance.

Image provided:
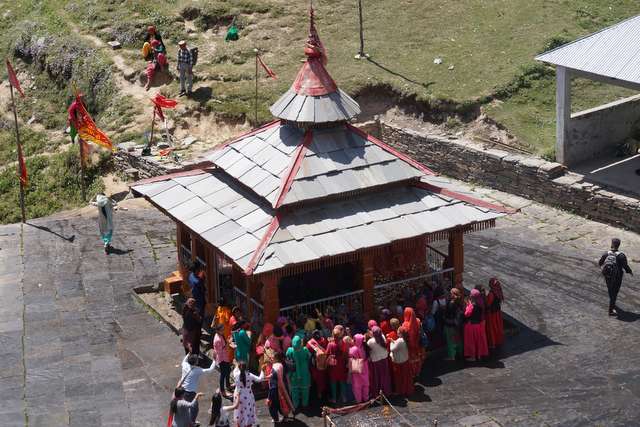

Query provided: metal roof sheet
[186,175,227,198]
[201,220,246,247]
[172,174,209,187]
[151,184,195,210]
[215,149,243,170]
[167,197,210,221]
[203,186,243,209]
[184,210,229,234]
[235,207,272,232]
[270,88,360,124]
[535,15,640,86]
[219,233,261,261]
[226,156,257,179]
[218,198,260,221]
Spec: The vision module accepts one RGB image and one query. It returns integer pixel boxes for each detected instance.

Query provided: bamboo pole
[9,83,26,223]
[357,0,365,58]
[75,135,87,202]
[254,49,259,125]
[149,107,156,147]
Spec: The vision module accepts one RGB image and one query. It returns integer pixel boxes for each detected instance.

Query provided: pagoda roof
[132,171,508,275]
[206,120,431,208]
[269,6,360,124]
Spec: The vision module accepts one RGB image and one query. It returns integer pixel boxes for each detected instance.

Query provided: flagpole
[9,83,26,223]
[149,107,156,148]
[254,48,259,125]
[76,136,87,202]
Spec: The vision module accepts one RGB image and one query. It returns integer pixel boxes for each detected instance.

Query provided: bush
[539,35,572,54]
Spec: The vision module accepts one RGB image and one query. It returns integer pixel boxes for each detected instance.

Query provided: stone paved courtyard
[1,185,639,426]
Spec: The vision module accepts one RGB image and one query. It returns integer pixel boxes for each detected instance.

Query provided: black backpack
[190,47,199,66]
[601,251,619,280]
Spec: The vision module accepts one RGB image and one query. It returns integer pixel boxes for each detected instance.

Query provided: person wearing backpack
[599,238,633,316]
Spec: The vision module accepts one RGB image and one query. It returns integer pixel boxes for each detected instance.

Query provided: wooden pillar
[360,254,375,317]
[555,65,571,165]
[449,228,464,289]
[246,277,254,320]
[262,275,279,324]
[204,243,217,317]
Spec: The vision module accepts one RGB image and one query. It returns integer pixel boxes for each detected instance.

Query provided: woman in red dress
[326,325,349,404]
[464,289,489,361]
[306,330,329,399]
[402,308,423,379]
[486,278,505,350]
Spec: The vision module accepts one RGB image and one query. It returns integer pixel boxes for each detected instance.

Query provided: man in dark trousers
[599,238,633,316]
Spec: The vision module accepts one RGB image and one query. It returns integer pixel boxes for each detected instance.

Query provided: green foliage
[0,128,63,167]
[539,35,573,54]
[194,0,271,31]
[0,146,109,224]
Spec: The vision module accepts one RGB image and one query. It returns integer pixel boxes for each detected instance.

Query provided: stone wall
[567,94,640,166]
[379,122,640,232]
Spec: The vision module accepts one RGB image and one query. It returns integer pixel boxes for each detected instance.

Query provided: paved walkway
[1,185,639,426]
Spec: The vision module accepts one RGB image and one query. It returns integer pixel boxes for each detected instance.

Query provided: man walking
[177,40,193,96]
[599,238,633,316]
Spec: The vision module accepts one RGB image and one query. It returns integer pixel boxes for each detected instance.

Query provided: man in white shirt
[180,353,217,425]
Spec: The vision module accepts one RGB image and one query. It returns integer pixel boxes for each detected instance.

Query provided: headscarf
[489,278,504,302]
[389,318,400,331]
[292,335,303,351]
[151,39,160,47]
[147,25,156,34]
[402,307,419,348]
[351,334,366,358]
[372,326,385,348]
[276,316,287,327]
[473,285,486,310]
[380,309,391,320]
[367,319,378,330]
[470,288,481,304]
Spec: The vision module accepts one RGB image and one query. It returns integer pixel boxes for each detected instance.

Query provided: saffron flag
[6,59,25,98]
[151,94,177,123]
[68,95,113,151]
[257,55,277,79]
[17,141,28,187]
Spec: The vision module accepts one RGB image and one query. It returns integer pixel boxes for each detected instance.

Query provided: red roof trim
[209,120,282,154]
[292,60,338,96]
[346,123,436,176]
[274,129,313,208]
[244,213,281,275]
[414,181,518,214]
[130,168,208,188]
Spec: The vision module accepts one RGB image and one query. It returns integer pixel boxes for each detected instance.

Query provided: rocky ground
[1,182,639,426]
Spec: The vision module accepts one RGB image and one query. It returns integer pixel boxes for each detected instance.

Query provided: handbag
[327,354,337,367]
[308,340,328,370]
[349,357,364,374]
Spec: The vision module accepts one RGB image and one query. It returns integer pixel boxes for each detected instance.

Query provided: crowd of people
[169,260,506,427]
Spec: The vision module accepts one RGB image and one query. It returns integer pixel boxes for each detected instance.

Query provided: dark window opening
[279,263,356,308]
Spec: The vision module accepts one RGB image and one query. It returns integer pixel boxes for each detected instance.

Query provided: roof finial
[304,1,327,65]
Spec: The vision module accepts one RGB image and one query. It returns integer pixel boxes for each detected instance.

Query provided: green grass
[0,145,108,223]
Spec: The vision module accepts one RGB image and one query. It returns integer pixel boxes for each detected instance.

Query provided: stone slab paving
[0,187,639,426]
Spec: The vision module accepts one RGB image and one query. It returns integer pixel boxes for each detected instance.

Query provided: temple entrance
[278,263,361,319]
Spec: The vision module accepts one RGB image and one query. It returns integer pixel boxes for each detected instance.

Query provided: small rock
[125,168,139,180]
[433,57,443,64]
[107,40,121,49]
[157,142,171,149]
[448,65,455,70]
[27,116,36,125]
[182,136,198,147]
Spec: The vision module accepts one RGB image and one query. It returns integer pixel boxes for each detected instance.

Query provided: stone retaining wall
[379,122,640,232]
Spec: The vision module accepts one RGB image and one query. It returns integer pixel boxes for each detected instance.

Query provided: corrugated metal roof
[536,15,640,85]
[270,88,361,123]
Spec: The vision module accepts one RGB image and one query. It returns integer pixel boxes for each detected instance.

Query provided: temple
[131,8,511,325]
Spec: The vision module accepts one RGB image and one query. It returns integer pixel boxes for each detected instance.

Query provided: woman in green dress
[285,335,311,409]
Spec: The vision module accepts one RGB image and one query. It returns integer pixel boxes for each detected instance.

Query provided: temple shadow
[107,247,133,255]
[615,308,640,323]
[419,311,561,385]
[25,222,75,242]
[366,58,435,89]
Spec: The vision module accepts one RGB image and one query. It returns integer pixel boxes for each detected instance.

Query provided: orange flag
[6,59,25,98]
[17,142,27,187]
[151,94,178,122]
[68,95,113,151]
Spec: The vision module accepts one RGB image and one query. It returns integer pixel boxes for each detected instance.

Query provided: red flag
[17,142,27,187]
[257,55,277,79]
[6,59,25,98]
[151,94,177,123]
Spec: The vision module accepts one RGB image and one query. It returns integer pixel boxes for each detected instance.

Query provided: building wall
[567,94,640,165]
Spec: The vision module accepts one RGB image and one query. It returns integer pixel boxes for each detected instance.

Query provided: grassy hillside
[0,0,638,222]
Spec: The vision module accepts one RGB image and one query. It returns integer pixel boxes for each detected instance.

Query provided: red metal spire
[291,5,338,96]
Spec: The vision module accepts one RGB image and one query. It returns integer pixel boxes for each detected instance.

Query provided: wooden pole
[9,84,26,223]
[149,107,156,148]
[254,49,259,125]
[357,0,365,58]
[75,135,87,202]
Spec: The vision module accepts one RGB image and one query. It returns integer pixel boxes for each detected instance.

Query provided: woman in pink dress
[464,288,489,361]
[348,334,370,402]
